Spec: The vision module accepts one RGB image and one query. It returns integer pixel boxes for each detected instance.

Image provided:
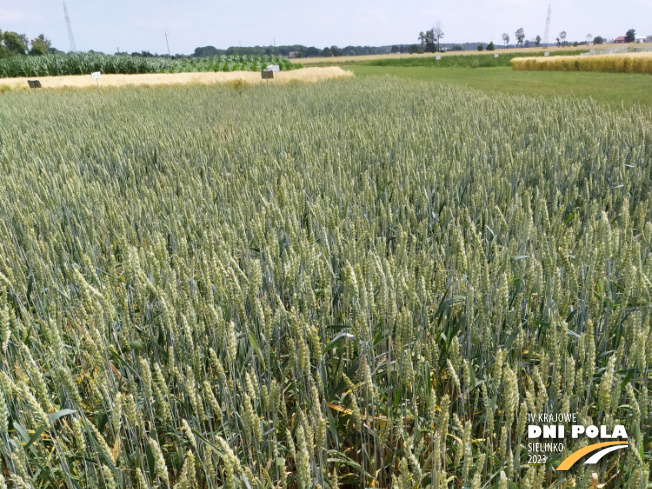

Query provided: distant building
[614,36,626,43]
[288,51,298,59]
[646,35,652,42]
[636,37,647,43]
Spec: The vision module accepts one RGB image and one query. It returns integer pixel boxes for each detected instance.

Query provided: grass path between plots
[346,65,652,112]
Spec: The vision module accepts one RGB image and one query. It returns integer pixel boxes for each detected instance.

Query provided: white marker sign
[544,52,550,56]
[494,54,499,58]
[91,71,102,79]
[266,64,280,72]
[436,56,441,60]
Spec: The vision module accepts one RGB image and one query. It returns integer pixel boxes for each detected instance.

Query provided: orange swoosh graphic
[557,442,626,470]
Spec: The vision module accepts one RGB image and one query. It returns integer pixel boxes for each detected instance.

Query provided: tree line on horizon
[420,23,644,53]
[1,25,645,62]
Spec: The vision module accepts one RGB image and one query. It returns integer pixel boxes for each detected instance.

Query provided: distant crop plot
[512,51,652,74]
[0,67,351,90]
[0,52,300,78]
[293,46,588,65]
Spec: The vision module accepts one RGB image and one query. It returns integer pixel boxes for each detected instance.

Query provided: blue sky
[2,1,650,54]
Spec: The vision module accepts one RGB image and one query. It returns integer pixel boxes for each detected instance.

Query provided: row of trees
[501,29,563,48]
[0,29,54,57]
[422,25,626,52]
[193,44,393,58]
[193,27,639,60]
[193,26,640,60]
[502,29,638,48]
[477,42,496,51]
[4,26,640,63]
[418,24,572,52]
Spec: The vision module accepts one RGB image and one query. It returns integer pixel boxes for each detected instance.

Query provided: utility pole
[164,29,171,56]
[63,3,77,52]
[543,4,551,46]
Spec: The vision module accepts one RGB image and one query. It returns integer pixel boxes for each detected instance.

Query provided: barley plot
[511,52,652,74]
[0,78,650,488]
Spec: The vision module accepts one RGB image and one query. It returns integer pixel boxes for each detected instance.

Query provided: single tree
[593,36,604,45]
[556,37,561,47]
[559,30,567,45]
[29,34,51,55]
[486,41,495,51]
[2,31,29,55]
[433,22,444,52]
[625,29,636,43]
[418,29,436,53]
[586,33,592,44]
[515,28,525,47]
[535,35,541,47]
[477,43,484,51]
[502,33,510,47]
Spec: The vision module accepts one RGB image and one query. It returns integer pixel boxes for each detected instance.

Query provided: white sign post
[436,56,441,60]
[544,52,550,56]
[266,64,280,72]
[91,71,101,91]
[494,53,499,58]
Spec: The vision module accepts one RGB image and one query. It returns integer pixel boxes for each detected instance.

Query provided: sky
[1,0,650,55]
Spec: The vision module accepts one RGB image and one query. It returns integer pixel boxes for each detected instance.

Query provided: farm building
[647,35,652,42]
[614,36,626,43]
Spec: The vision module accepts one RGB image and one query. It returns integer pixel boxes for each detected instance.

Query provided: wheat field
[0,67,352,91]
[0,77,650,488]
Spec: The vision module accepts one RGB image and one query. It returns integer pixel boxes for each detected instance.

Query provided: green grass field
[347,65,652,112]
[0,76,650,489]
[360,50,588,69]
